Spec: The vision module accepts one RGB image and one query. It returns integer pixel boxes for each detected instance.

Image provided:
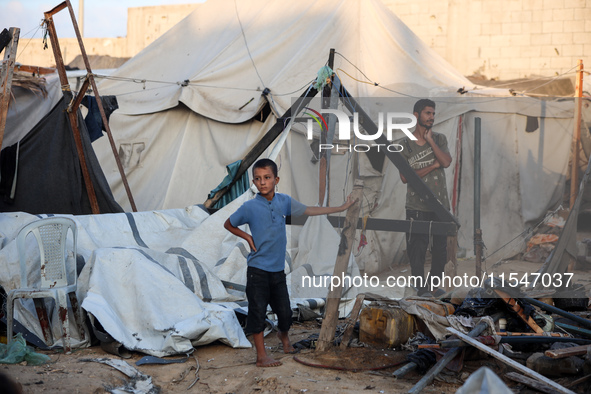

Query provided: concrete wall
[15,37,129,69]
[13,1,591,80]
[383,0,591,79]
[126,4,201,55]
[14,4,200,68]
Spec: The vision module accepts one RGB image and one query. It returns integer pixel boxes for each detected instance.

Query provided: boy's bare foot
[277,331,295,354]
[256,355,282,367]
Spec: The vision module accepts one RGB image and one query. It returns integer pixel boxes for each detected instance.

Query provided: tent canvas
[1,71,122,215]
[94,0,581,274]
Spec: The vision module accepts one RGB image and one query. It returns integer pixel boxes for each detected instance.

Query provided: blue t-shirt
[229,193,307,272]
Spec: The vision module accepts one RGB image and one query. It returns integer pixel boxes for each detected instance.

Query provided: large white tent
[93,0,578,274]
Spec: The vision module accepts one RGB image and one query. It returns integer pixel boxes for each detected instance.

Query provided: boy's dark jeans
[245,266,292,334]
[405,209,447,295]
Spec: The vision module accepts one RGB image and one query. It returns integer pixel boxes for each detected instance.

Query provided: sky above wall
[1,0,206,40]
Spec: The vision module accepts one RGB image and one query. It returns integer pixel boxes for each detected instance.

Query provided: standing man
[398,99,452,296]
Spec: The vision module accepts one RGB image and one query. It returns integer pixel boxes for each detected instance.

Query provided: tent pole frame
[43,7,101,214]
[45,0,137,212]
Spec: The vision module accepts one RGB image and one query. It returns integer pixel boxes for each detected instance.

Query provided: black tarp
[0,93,123,214]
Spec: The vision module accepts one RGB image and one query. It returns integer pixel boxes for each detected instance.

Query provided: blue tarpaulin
[208,160,249,209]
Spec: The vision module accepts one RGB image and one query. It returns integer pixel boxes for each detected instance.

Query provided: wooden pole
[316,180,363,352]
[505,372,566,394]
[570,59,584,209]
[0,27,20,151]
[43,11,100,214]
[339,293,365,348]
[14,64,55,75]
[545,344,591,359]
[62,0,137,211]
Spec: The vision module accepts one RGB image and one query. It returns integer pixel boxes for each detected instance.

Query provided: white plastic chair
[7,217,85,353]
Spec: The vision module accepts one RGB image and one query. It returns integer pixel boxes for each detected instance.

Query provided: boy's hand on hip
[246,234,257,252]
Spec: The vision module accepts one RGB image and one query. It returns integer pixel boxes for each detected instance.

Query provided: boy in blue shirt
[224,158,354,367]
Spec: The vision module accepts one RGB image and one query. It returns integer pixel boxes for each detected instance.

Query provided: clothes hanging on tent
[81,95,119,142]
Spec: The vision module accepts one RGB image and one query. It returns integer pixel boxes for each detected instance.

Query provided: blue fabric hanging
[208,160,249,209]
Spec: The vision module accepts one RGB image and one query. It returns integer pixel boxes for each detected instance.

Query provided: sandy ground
[4,320,469,394]
[5,315,589,394]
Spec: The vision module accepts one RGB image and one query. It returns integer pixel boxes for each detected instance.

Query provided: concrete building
[12,1,591,80]
[384,0,591,79]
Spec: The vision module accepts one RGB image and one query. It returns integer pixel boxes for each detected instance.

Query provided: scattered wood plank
[545,344,591,359]
[494,289,544,333]
[565,373,591,389]
[447,327,575,394]
[339,293,365,348]
[505,372,562,394]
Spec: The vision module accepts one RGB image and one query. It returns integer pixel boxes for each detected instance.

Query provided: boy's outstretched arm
[304,195,357,216]
[224,218,257,252]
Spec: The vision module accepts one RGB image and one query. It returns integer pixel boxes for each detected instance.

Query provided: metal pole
[570,59,584,208]
[475,228,483,277]
[62,0,137,211]
[474,117,481,231]
[524,297,591,329]
[474,117,482,276]
[44,7,100,214]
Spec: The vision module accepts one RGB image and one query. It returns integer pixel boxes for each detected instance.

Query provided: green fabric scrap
[314,66,334,90]
[208,160,250,209]
[0,333,51,365]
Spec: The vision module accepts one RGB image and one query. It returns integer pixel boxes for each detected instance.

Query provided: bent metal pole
[63,0,137,211]
[45,0,137,212]
[43,5,100,214]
